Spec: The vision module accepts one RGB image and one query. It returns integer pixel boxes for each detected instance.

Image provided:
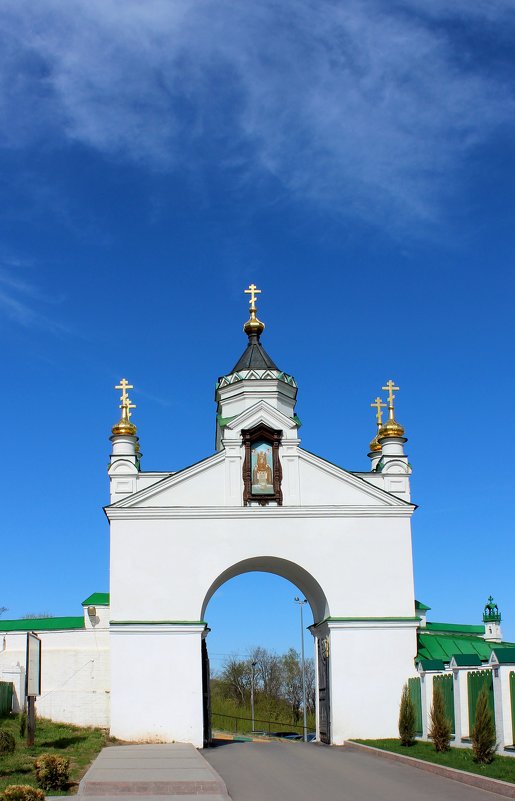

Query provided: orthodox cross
[115,378,134,415]
[370,397,387,429]
[244,283,261,309]
[382,379,399,417]
[126,397,136,419]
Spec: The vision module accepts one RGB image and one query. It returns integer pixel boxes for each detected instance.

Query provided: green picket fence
[0,681,13,716]
[433,673,455,733]
[510,671,515,746]
[408,677,422,735]
[468,669,494,733]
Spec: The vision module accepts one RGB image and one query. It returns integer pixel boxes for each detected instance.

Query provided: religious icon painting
[250,440,274,495]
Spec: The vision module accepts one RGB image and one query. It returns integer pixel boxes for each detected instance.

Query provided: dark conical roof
[230,333,278,373]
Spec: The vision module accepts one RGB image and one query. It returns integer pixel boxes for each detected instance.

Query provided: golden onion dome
[378,417,405,439]
[243,310,265,337]
[112,417,137,436]
[369,435,381,453]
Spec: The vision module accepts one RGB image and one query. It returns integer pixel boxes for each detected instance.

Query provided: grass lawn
[0,714,111,795]
[352,739,515,784]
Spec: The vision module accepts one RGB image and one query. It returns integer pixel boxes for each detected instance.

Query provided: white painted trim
[324,619,419,631]
[224,399,298,432]
[110,624,206,635]
[105,504,415,520]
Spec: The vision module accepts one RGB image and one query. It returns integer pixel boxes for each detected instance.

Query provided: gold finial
[371,397,387,427]
[378,379,405,439]
[382,379,400,420]
[112,377,137,436]
[243,283,265,337]
[244,283,261,309]
[369,397,387,452]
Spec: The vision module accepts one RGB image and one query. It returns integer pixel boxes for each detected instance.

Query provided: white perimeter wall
[0,629,110,727]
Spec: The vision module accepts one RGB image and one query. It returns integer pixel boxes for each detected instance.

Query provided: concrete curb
[77,744,231,800]
[345,741,515,799]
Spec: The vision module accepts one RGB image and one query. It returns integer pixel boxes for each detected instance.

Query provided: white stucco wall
[0,627,110,727]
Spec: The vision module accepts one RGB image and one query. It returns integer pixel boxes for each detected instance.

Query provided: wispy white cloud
[0,262,67,332]
[0,0,513,225]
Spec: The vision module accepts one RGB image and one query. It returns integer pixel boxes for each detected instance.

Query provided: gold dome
[369,435,381,453]
[112,417,137,436]
[243,310,265,337]
[378,417,405,439]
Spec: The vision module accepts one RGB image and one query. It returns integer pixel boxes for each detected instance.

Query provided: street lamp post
[250,661,257,732]
[294,596,308,742]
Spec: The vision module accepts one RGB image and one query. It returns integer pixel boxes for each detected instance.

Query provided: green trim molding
[82,592,110,606]
[316,616,421,625]
[110,620,207,626]
[0,616,84,632]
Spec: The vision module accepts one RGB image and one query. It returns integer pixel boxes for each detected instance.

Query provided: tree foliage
[398,683,416,746]
[471,686,497,764]
[215,646,315,724]
[429,683,452,753]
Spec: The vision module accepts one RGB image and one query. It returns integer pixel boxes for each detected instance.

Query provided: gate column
[313,618,418,744]
[110,622,205,747]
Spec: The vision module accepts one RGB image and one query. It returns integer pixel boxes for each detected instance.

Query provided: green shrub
[471,686,497,764]
[33,754,70,791]
[429,683,452,752]
[1,787,45,801]
[398,683,416,746]
[0,729,16,754]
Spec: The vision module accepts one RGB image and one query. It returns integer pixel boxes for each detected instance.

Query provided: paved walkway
[77,743,230,801]
[204,740,505,801]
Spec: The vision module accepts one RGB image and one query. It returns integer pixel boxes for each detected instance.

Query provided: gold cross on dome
[244,283,261,309]
[382,379,400,409]
[115,378,133,405]
[125,397,136,419]
[371,397,387,427]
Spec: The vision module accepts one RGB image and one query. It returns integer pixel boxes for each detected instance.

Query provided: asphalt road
[204,740,503,801]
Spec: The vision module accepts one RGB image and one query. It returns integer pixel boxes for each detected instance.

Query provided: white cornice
[110,623,206,634]
[106,504,415,521]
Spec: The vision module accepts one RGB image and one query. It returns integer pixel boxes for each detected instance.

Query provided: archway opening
[201,557,330,746]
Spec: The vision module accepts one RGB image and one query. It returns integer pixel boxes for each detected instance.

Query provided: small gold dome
[378,417,405,439]
[112,417,137,436]
[243,312,265,337]
[369,435,381,453]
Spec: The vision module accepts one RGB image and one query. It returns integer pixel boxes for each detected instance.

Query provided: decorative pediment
[223,400,298,441]
[108,452,225,509]
[297,449,413,507]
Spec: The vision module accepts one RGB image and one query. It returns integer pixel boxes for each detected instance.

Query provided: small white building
[1,287,513,747]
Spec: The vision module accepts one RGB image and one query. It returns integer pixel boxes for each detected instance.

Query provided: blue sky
[1,1,514,662]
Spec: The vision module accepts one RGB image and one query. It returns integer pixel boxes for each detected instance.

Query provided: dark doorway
[317,636,330,744]
[202,638,212,746]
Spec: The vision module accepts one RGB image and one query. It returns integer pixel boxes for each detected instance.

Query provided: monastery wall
[0,628,110,727]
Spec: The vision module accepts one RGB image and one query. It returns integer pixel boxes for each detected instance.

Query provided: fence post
[451,667,469,744]
[417,669,430,740]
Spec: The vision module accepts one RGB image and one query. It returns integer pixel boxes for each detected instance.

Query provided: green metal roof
[82,592,110,606]
[426,622,485,634]
[415,600,431,611]
[452,654,482,667]
[0,616,84,632]
[417,631,515,664]
[417,659,445,671]
[492,648,515,664]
